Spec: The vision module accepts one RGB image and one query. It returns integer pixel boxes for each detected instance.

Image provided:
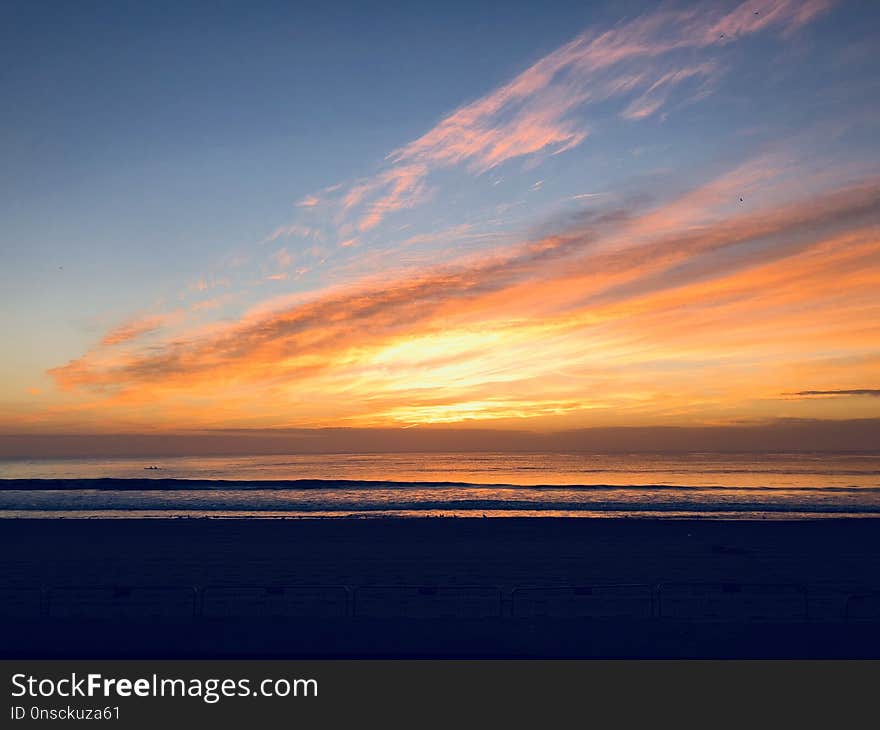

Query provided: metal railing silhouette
[353,585,503,618]
[511,584,653,619]
[845,592,880,622]
[1,582,878,622]
[47,586,198,619]
[202,585,350,618]
[656,582,808,621]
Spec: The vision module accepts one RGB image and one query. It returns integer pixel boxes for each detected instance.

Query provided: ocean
[1,452,879,519]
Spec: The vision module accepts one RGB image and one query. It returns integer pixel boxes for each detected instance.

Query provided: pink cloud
[620,63,717,119]
[273,248,295,268]
[297,194,320,208]
[287,0,834,240]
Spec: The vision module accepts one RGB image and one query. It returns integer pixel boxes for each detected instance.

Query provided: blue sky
[2,1,622,367]
[2,0,879,433]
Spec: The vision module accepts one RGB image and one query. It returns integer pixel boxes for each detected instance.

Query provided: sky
[1,0,879,447]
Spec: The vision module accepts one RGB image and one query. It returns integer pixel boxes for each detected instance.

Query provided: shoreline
[3,512,880,520]
[2,477,879,490]
[4,478,880,519]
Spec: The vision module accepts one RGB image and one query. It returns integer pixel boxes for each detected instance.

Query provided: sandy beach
[4,517,880,587]
[2,517,879,658]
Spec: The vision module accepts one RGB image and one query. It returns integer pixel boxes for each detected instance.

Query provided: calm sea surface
[1,452,879,519]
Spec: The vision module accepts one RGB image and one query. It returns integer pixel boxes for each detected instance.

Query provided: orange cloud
[44,173,879,430]
[100,312,181,347]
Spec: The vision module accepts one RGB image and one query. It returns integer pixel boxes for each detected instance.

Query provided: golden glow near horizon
[3,1,879,435]
[13,174,878,433]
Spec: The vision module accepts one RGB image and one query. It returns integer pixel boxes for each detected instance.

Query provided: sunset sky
[2,0,879,441]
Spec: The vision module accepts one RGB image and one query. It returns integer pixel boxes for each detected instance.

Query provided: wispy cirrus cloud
[100,312,182,347]
[48,170,880,429]
[296,194,320,208]
[288,0,834,239]
[620,63,717,119]
[33,0,875,434]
